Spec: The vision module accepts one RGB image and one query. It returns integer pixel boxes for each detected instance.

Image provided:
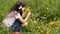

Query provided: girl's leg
[11,19,22,34]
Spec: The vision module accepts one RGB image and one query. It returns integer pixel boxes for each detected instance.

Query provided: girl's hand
[22,22,28,27]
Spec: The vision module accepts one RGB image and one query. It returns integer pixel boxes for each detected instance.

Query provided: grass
[0,0,60,34]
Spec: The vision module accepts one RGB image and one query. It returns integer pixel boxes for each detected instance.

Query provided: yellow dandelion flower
[55,27,59,30]
[25,7,30,12]
[46,32,49,34]
[46,7,48,10]
[40,30,44,33]
[49,21,55,25]
[1,13,5,16]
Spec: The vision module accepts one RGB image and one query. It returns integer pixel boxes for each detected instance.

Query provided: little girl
[3,0,31,34]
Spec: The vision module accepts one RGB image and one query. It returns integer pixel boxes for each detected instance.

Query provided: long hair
[8,0,26,16]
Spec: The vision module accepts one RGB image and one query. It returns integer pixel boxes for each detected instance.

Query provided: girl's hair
[11,1,26,11]
[9,0,26,16]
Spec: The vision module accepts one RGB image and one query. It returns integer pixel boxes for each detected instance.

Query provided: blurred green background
[0,0,60,34]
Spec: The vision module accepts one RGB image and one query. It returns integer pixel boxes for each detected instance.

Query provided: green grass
[0,0,60,34]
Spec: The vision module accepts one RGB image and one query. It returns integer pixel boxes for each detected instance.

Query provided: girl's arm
[15,13,27,24]
[22,7,31,21]
[18,11,31,24]
[24,11,31,21]
[18,17,27,24]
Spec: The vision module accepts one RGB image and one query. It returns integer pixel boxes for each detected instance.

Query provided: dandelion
[55,27,59,30]
[49,21,55,25]
[46,32,49,34]
[1,13,5,16]
[25,7,30,12]
[46,7,48,10]
[40,30,44,33]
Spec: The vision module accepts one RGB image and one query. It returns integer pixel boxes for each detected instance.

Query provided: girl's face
[19,6,25,11]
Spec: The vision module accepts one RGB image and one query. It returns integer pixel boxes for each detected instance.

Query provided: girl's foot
[13,32,20,34]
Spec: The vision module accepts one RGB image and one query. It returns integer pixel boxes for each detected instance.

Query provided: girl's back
[3,10,18,27]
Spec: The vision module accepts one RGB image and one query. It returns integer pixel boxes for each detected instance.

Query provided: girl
[3,0,31,34]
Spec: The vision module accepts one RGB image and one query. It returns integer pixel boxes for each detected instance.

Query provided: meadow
[0,0,60,34]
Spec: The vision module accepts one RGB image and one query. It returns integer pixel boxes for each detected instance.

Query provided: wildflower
[46,32,49,34]
[46,7,48,10]
[40,30,44,33]
[25,7,30,12]
[55,27,59,30]
[49,21,55,25]
[1,13,5,16]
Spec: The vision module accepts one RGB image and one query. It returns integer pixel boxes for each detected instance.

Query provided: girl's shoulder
[5,10,18,18]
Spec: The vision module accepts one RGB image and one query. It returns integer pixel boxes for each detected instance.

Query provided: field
[0,0,60,34]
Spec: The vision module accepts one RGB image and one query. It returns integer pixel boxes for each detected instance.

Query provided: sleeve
[15,13,22,19]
